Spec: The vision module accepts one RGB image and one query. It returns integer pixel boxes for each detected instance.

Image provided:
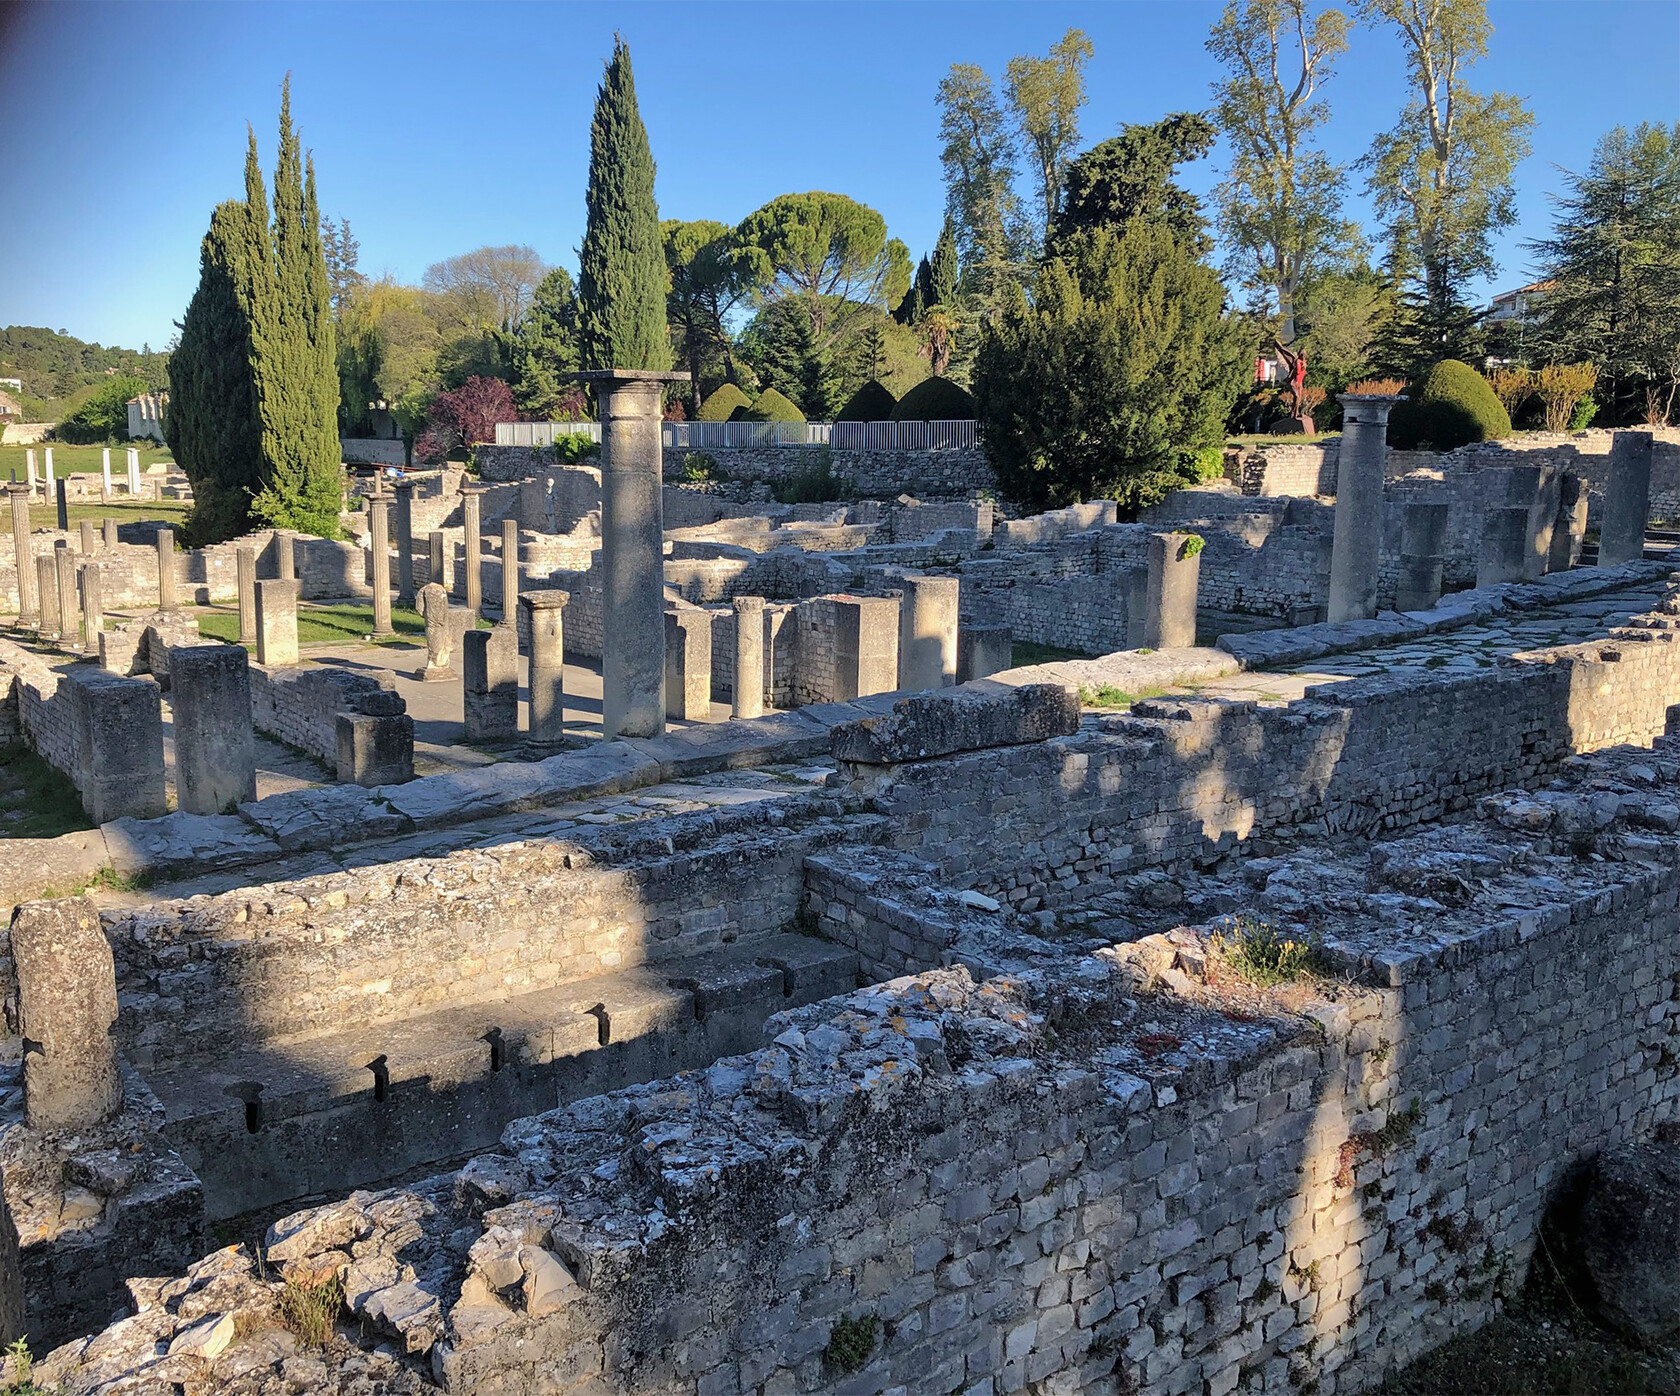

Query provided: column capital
[520,588,571,612]
[6,480,32,497]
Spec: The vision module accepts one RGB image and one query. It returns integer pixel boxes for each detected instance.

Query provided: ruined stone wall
[664,443,994,498]
[958,525,1149,652]
[0,643,74,778]
[851,634,1680,909]
[101,799,872,1069]
[708,604,797,709]
[247,665,400,770]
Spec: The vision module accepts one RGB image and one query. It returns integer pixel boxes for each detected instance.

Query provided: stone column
[127,448,141,496]
[102,516,118,551]
[732,595,766,719]
[429,531,450,591]
[24,449,36,494]
[460,483,485,615]
[43,447,54,499]
[13,898,123,1132]
[1477,506,1532,587]
[55,478,68,532]
[256,578,300,666]
[957,623,1013,682]
[832,595,900,700]
[896,575,960,692]
[394,478,416,602]
[1394,501,1449,612]
[367,482,393,636]
[236,546,258,644]
[664,608,712,720]
[169,644,257,814]
[35,556,58,640]
[101,447,113,501]
[462,625,518,741]
[1327,394,1396,623]
[1549,474,1588,573]
[80,562,103,647]
[276,529,296,581]
[78,519,95,554]
[581,368,687,739]
[499,519,520,627]
[8,482,37,624]
[1144,532,1201,649]
[521,589,569,746]
[54,541,79,647]
[156,527,177,610]
[1600,430,1654,567]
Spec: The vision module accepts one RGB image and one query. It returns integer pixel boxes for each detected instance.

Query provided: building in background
[126,391,167,443]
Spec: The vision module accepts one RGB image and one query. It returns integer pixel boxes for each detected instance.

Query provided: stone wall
[849,627,1680,910]
[248,664,402,770]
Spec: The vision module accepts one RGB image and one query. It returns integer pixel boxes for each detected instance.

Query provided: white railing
[494,421,601,447]
[494,419,979,452]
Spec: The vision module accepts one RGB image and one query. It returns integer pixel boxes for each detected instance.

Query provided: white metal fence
[494,419,978,452]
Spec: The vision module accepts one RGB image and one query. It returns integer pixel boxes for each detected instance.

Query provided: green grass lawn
[0,441,175,480]
[0,743,93,838]
[197,601,427,648]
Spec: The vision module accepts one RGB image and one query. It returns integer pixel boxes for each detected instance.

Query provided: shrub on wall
[837,379,898,423]
[1386,360,1511,451]
[697,383,750,421]
[889,376,975,422]
[743,387,805,423]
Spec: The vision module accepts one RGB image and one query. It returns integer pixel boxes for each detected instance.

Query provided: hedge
[888,375,975,422]
[1386,359,1511,451]
[836,379,898,423]
[697,383,751,422]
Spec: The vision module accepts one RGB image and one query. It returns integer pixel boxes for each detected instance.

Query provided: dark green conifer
[577,39,672,372]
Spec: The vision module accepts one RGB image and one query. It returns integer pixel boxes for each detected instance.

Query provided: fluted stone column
[156,527,177,610]
[8,482,37,624]
[236,546,258,645]
[80,562,103,647]
[368,482,393,637]
[1395,501,1449,612]
[581,368,686,739]
[1327,394,1397,623]
[1601,430,1654,567]
[500,518,519,627]
[54,542,79,647]
[460,483,485,615]
[35,556,58,641]
[521,589,569,746]
[732,595,766,719]
[394,478,416,602]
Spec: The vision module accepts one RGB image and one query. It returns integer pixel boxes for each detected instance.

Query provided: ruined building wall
[850,634,1680,908]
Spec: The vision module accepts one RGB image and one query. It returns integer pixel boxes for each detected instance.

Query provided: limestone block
[12,897,122,1132]
[337,711,415,786]
[896,575,960,692]
[831,680,1079,765]
[831,595,899,701]
[256,579,300,667]
[957,624,1013,684]
[664,609,712,721]
[169,644,257,815]
[1144,533,1201,650]
[63,666,166,822]
[463,625,518,742]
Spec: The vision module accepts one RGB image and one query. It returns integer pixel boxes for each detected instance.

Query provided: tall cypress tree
[168,201,265,542]
[252,77,343,536]
[577,38,672,371]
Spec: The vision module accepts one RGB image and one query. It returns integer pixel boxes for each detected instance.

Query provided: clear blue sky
[2,0,1676,353]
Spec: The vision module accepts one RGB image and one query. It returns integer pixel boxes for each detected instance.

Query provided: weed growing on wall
[279,1273,344,1347]
[824,1313,879,1373]
[1210,914,1325,986]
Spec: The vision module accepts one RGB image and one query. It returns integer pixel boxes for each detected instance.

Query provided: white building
[126,391,167,443]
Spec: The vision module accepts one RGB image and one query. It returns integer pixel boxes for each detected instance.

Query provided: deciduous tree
[1360,0,1533,373]
[663,218,748,402]
[936,63,1025,305]
[415,375,516,463]
[423,245,548,330]
[1004,28,1095,245]
[1207,0,1357,345]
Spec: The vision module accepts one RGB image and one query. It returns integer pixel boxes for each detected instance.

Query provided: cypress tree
[252,78,343,536]
[168,201,264,542]
[577,38,672,371]
[930,219,960,308]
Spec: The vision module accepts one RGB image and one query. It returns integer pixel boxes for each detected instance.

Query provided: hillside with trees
[0,326,168,417]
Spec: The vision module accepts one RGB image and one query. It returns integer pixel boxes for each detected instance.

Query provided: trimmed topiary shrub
[836,379,898,423]
[889,375,975,422]
[743,387,806,423]
[1386,360,1511,451]
[697,383,751,422]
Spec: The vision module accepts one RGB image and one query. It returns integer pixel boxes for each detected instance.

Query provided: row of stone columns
[20,446,146,501]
